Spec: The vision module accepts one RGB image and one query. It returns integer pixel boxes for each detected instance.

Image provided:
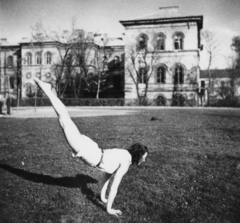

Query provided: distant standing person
[33,77,148,217]
[0,96,4,114]
[6,92,11,115]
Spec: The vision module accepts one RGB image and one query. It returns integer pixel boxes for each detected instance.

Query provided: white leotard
[97,149,132,174]
[72,135,102,167]
[72,135,132,174]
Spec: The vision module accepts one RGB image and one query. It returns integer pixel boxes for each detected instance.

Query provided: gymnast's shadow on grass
[0,163,105,211]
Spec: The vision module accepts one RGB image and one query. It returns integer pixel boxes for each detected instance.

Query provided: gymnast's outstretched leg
[33,77,82,155]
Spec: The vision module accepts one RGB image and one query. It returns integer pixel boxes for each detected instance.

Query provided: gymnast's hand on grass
[107,209,122,217]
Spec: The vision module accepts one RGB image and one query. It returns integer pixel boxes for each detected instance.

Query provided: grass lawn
[0,108,240,223]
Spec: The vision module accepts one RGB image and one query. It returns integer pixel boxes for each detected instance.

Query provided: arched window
[36,52,42,65]
[7,56,13,67]
[26,53,32,65]
[136,34,148,51]
[174,64,184,84]
[46,52,52,64]
[173,32,184,50]
[66,54,72,66]
[138,67,147,84]
[155,33,166,50]
[114,56,120,65]
[157,66,166,83]
[173,94,185,106]
[156,95,166,106]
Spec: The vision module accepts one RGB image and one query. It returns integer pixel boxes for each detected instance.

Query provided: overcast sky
[1,0,240,69]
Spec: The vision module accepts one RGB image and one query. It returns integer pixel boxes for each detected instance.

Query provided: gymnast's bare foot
[33,77,52,92]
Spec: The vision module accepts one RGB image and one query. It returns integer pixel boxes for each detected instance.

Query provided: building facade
[120,6,203,105]
[1,6,204,106]
[0,34,124,100]
[0,39,21,101]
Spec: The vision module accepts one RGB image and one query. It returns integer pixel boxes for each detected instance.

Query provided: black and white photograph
[0,0,240,222]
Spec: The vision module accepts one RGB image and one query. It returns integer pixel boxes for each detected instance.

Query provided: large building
[0,6,204,106]
[0,34,124,100]
[120,6,203,105]
[0,39,21,100]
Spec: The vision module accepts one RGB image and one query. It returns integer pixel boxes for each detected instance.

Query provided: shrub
[12,98,125,107]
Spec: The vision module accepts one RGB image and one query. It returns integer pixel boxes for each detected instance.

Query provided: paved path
[0,106,140,118]
[1,106,239,118]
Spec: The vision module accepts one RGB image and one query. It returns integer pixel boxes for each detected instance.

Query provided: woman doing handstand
[33,77,148,217]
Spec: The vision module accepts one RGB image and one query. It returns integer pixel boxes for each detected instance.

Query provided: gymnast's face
[138,152,148,165]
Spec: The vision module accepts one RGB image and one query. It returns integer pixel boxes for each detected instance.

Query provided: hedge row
[9,97,240,107]
[209,98,240,107]
[10,98,198,107]
[12,98,125,107]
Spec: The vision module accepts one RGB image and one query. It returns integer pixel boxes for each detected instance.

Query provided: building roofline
[120,16,203,29]
[19,40,100,48]
[0,44,20,48]
[19,40,60,46]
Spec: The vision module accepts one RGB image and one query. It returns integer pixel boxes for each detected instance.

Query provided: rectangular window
[10,77,15,89]
[174,35,183,50]
[8,56,13,67]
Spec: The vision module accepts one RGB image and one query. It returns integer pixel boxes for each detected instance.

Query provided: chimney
[75,29,84,39]
[76,29,83,33]
[0,38,7,43]
[50,31,56,38]
[159,6,179,13]
[87,32,93,41]
[20,37,29,43]
[103,33,108,40]
[62,30,69,40]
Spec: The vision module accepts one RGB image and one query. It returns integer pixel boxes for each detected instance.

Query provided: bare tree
[0,47,21,110]
[217,55,240,100]
[201,30,220,105]
[48,18,92,98]
[30,21,47,83]
[71,31,96,98]
[30,18,123,99]
[231,36,240,69]
[126,37,160,105]
[10,56,22,107]
[84,38,113,99]
[30,21,48,109]
[50,25,78,97]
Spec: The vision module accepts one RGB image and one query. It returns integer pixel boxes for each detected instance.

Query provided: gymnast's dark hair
[128,143,148,164]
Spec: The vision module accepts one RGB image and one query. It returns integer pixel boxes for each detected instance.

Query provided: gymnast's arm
[100,173,111,203]
[106,160,130,216]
